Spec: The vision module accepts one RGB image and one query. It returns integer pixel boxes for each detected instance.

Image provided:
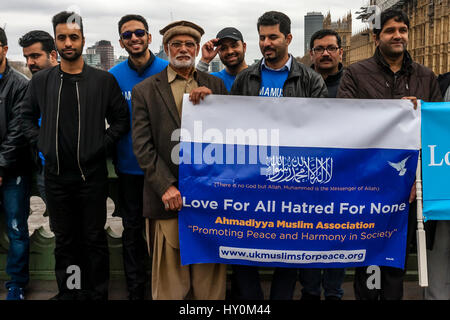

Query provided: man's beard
[58,47,83,62]
[126,47,147,58]
[0,53,5,67]
[262,46,282,63]
[30,61,53,74]
[379,40,406,59]
[169,51,195,69]
[222,52,244,69]
[124,41,148,58]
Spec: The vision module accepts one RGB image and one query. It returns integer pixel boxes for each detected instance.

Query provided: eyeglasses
[312,46,340,54]
[121,29,147,40]
[169,41,197,49]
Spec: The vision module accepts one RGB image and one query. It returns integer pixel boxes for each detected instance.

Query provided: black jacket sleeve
[0,76,29,177]
[18,78,42,169]
[104,75,130,153]
[19,80,41,147]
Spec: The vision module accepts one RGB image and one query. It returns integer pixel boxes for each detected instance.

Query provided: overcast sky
[0,0,371,63]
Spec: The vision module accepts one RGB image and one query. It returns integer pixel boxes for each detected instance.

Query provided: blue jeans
[1,175,31,289]
[299,268,346,298]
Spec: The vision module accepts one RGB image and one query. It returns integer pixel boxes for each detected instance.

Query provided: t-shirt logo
[259,67,289,98]
[259,87,284,97]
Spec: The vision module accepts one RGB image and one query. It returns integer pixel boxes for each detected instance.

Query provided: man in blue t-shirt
[109,14,168,300]
[196,27,248,91]
[230,11,327,301]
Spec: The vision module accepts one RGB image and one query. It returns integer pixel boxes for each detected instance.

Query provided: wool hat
[160,20,205,44]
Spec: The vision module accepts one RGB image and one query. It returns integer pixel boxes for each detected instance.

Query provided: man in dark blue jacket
[109,14,168,300]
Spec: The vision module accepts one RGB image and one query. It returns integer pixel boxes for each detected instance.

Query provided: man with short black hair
[19,30,58,75]
[0,26,32,301]
[230,11,328,300]
[338,9,442,300]
[19,30,59,210]
[21,11,129,300]
[309,29,344,98]
[197,27,248,91]
[109,14,168,300]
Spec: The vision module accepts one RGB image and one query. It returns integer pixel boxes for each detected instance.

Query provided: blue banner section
[179,143,418,269]
[422,101,450,221]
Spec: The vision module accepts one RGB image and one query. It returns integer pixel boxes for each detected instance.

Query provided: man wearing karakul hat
[131,20,228,300]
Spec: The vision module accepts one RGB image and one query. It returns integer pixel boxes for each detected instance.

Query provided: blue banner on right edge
[421,101,450,221]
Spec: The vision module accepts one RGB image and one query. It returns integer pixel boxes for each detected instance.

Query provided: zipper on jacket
[75,82,86,181]
[56,75,63,175]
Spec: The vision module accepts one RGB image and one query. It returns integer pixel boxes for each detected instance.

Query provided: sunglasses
[121,29,147,40]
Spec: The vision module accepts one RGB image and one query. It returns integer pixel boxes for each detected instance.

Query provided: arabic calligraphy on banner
[265,155,333,184]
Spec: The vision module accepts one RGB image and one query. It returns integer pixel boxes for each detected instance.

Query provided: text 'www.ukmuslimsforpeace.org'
[219,247,366,264]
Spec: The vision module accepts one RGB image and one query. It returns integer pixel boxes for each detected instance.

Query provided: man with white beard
[131,20,228,300]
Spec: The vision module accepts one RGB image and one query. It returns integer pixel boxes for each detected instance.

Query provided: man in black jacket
[20,12,129,300]
[338,9,441,301]
[0,27,32,300]
[230,11,327,300]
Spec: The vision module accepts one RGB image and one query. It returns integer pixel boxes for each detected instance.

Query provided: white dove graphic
[388,156,411,176]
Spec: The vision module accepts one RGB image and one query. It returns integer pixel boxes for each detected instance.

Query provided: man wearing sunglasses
[109,14,168,301]
[309,29,344,99]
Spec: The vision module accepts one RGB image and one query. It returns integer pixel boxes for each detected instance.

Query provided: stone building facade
[323,12,353,67]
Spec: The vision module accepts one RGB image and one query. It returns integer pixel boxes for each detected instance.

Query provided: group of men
[0,8,448,301]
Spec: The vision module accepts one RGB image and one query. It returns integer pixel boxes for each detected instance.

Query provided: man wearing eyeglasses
[290,29,347,301]
[309,29,344,99]
[109,14,168,300]
[131,20,227,300]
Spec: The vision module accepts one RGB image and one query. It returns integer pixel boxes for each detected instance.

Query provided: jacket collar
[58,60,90,79]
[127,50,155,76]
[310,63,343,84]
[251,55,302,80]
[374,46,413,75]
[261,55,293,72]
[155,67,181,126]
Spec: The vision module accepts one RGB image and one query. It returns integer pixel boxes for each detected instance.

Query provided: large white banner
[178,95,420,269]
